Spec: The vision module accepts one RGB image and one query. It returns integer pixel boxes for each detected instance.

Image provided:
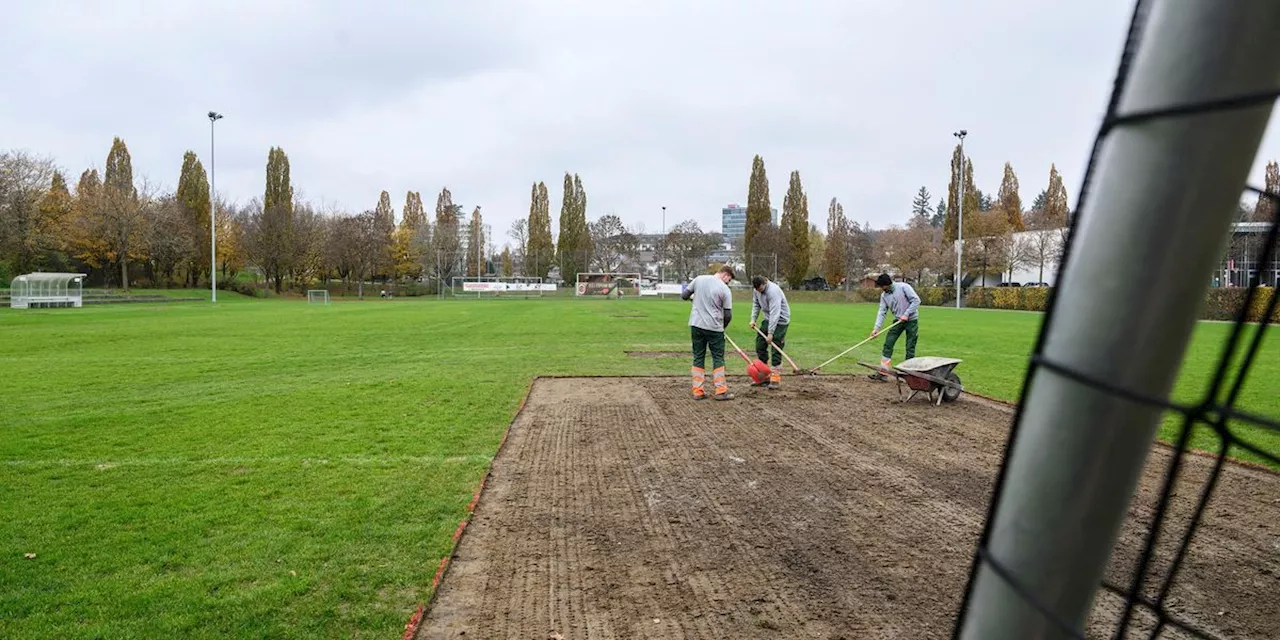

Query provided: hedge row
[950,286,1279,324]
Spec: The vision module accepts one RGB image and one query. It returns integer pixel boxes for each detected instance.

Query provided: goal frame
[574,272,642,297]
[306,289,330,305]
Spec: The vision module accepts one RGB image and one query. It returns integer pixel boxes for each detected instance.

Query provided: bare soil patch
[418,376,1279,639]
[624,351,687,358]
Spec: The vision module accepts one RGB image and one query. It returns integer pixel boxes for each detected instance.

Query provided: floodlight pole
[954,130,967,309]
[956,2,1280,638]
[208,111,223,303]
[661,205,666,285]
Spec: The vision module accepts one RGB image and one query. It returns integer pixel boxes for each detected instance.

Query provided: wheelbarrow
[857,356,965,405]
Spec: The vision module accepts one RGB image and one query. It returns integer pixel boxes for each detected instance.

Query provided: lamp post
[661,206,666,284]
[208,111,223,303]
[954,129,967,309]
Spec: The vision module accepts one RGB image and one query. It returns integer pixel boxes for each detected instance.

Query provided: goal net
[575,272,641,297]
[306,289,330,305]
[450,276,547,298]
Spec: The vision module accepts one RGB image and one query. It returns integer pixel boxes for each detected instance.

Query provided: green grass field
[2,293,1275,638]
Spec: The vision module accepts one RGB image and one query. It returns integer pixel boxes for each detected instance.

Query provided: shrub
[965,287,994,309]
[991,287,1022,310]
[1021,287,1050,311]
[915,286,956,306]
[0,260,11,285]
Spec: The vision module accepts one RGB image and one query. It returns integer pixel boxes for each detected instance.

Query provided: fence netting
[952,0,1280,638]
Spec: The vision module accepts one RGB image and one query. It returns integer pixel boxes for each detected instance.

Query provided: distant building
[721,204,779,239]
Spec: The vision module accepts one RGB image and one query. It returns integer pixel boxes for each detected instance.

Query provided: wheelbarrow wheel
[941,371,963,403]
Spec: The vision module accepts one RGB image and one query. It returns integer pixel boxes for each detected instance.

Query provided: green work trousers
[691,326,726,370]
[881,318,918,361]
[754,322,789,367]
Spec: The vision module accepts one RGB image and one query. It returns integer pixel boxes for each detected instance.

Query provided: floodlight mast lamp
[954,129,966,309]
[208,111,223,304]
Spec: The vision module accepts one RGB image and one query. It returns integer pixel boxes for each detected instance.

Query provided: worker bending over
[749,275,790,390]
[869,273,920,381]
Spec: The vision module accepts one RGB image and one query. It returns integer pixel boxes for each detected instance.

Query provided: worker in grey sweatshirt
[869,273,920,380]
[749,275,790,389]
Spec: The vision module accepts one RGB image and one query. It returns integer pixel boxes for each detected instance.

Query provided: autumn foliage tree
[372,190,397,280]
[525,182,554,279]
[780,170,810,288]
[246,146,296,293]
[996,162,1025,231]
[395,191,427,279]
[822,197,848,286]
[555,173,591,280]
[1253,160,1279,221]
[433,187,462,282]
[175,151,211,286]
[102,137,141,289]
[466,206,486,277]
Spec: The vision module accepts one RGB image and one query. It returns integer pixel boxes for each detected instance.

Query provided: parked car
[996,282,1022,287]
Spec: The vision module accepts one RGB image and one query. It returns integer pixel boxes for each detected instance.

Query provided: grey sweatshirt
[750,281,791,328]
[874,282,920,331]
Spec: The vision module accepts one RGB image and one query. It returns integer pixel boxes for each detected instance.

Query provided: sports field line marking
[1,454,493,469]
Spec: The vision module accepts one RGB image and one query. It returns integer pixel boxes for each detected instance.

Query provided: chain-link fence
[951,1,1280,638]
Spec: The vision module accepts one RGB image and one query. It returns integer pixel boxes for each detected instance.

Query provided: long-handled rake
[750,324,803,374]
[723,333,755,366]
[806,318,904,375]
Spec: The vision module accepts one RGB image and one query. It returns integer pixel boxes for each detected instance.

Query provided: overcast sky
[4,0,1280,242]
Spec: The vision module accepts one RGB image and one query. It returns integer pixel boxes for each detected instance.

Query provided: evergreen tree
[525,182,554,279]
[822,197,848,285]
[780,170,810,288]
[996,162,1025,231]
[744,155,772,259]
[176,151,211,286]
[1030,189,1047,213]
[103,137,140,288]
[911,186,932,221]
[932,198,946,228]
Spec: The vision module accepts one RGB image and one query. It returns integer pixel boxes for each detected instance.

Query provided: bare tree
[964,209,1012,286]
[139,184,191,286]
[589,214,637,272]
[661,220,721,280]
[508,218,528,272]
[0,151,59,274]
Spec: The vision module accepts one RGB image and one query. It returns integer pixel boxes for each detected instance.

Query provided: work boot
[867,372,888,382]
[713,392,735,401]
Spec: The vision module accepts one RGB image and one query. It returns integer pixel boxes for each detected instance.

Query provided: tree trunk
[120,258,129,292]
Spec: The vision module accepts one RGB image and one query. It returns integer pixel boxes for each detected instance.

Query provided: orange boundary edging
[400,376,539,640]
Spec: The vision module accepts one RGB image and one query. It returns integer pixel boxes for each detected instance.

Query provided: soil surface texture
[417,376,1279,639]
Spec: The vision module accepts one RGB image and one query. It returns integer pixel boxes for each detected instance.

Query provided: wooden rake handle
[750,323,802,373]
[723,333,755,366]
[807,318,905,374]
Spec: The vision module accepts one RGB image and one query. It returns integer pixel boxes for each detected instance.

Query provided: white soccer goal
[306,290,330,305]
[575,272,641,297]
[450,276,548,298]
